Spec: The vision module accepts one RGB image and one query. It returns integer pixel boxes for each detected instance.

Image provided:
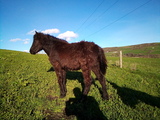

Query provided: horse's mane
[48,35,68,43]
[38,32,68,44]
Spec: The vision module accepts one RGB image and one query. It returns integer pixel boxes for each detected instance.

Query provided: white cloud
[23,39,30,44]
[27,28,60,35]
[57,31,78,41]
[27,29,36,35]
[27,29,78,41]
[24,50,29,53]
[42,28,60,34]
[24,41,28,44]
[10,38,21,42]
[10,38,30,44]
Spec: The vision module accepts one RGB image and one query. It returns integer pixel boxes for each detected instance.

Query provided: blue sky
[0,0,160,52]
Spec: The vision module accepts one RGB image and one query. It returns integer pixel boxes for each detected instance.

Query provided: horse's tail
[99,48,107,75]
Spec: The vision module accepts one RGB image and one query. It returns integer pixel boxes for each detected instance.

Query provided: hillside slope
[0,49,160,120]
[103,43,160,58]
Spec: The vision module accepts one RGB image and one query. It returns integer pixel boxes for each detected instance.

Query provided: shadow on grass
[47,67,104,98]
[66,71,84,86]
[47,67,55,72]
[47,67,84,88]
[47,67,107,119]
[47,67,83,81]
[65,87,107,120]
[109,81,160,108]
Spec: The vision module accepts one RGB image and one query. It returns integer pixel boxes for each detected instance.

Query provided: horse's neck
[42,39,53,56]
[42,39,64,56]
[41,36,68,56]
[43,46,51,56]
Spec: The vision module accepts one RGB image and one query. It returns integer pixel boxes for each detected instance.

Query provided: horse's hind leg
[81,66,92,101]
[92,66,109,100]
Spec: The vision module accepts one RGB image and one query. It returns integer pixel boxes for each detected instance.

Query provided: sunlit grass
[0,49,160,119]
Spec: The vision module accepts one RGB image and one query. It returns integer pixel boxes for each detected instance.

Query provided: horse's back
[73,41,100,54]
[72,41,104,64]
[50,41,106,71]
[75,41,107,74]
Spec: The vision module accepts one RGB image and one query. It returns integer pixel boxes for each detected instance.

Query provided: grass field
[0,49,160,120]
[104,42,160,58]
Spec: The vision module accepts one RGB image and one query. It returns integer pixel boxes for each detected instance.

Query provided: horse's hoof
[80,95,87,102]
[103,95,109,100]
[60,93,66,98]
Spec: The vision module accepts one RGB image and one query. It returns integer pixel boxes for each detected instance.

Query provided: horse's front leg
[62,69,67,95]
[50,60,67,98]
[56,70,67,98]
[56,69,67,98]
[52,61,67,98]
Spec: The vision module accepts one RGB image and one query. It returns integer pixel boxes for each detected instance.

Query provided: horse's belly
[62,59,80,70]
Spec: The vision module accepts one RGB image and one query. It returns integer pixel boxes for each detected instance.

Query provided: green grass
[104,42,160,57]
[0,49,160,120]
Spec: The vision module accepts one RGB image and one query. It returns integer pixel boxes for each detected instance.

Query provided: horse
[30,31,109,100]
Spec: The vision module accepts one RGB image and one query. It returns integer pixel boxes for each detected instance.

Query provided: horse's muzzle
[30,49,36,55]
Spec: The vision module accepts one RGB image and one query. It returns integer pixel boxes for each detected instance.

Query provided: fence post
[119,51,122,68]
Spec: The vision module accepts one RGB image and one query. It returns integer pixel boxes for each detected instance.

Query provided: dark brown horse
[30,31,109,100]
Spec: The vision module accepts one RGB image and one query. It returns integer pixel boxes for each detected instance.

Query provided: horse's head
[30,31,43,54]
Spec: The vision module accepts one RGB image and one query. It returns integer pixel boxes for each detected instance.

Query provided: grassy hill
[104,43,160,58]
[0,49,160,119]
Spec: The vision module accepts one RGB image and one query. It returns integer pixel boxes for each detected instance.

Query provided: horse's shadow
[47,67,84,86]
[47,67,83,81]
[109,81,160,108]
[47,67,55,72]
[47,67,103,97]
[65,87,107,120]
[47,67,107,119]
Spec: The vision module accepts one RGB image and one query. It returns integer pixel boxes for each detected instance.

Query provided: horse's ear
[35,31,38,34]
